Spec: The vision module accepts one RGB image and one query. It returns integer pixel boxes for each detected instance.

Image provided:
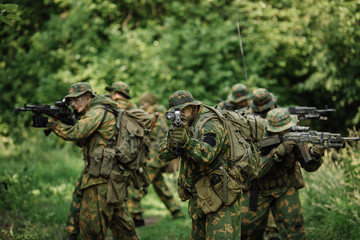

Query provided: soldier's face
[181,105,194,125]
[71,94,91,113]
[111,91,126,101]
[140,101,150,111]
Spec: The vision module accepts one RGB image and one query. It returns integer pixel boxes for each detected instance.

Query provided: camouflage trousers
[241,186,306,240]
[79,182,138,240]
[189,194,242,240]
[127,165,181,220]
[65,173,83,235]
[264,210,281,239]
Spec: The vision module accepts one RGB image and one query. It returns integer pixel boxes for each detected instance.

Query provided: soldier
[248,88,278,118]
[64,81,138,239]
[217,83,251,111]
[246,87,280,240]
[105,81,137,110]
[127,92,184,227]
[45,82,138,240]
[241,108,325,240]
[158,90,242,239]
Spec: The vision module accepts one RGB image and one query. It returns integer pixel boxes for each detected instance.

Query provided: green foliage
[0,4,21,26]
[1,2,360,237]
[1,0,359,135]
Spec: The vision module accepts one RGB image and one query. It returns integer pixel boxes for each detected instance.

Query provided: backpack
[114,108,153,189]
[194,105,265,187]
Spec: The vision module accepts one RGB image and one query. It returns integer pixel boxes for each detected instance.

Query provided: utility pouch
[194,175,222,214]
[177,184,191,202]
[89,148,103,177]
[107,168,129,204]
[211,169,242,206]
[116,140,137,164]
[100,148,115,178]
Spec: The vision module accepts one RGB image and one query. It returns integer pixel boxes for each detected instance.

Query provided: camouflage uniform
[217,83,251,111]
[105,81,137,110]
[47,82,138,240]
[64,82,137,238]
[159,90,242,240]
[248,88,278,118]
[127,93,184,226]
[244,87,280,239]
[241,108,324,240]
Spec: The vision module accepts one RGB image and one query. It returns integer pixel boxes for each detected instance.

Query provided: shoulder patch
[203,132,217,147]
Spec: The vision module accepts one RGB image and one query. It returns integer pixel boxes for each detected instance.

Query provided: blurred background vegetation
[1,0,360,239]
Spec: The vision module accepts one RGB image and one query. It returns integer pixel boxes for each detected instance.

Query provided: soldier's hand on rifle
[32,114,48,128]
[271,141,295,162]
[169,125,189,146]
[310,145,325,158]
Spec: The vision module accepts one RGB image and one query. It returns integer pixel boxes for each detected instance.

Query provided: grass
[1,129,360,239]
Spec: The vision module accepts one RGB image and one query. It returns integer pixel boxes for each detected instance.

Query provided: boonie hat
[227,83,250,103]
[266,108,298,133]
[168,90,201,111]
[64,82,95,99]
[140,92,157,105]
[105,81,131,99]
[250,88,278,113]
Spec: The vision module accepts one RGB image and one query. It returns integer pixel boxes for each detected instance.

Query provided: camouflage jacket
[116,99,137,110]
[147,104,169,168]
[47,95,118,189]
[256,143,323,191]
[158,105,230,195]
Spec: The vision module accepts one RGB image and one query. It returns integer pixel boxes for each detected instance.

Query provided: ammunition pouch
[89,147,116,178]
[107,167,129,204]
[129,167,151,190]
[194,168,242,214]
[194,175,223,214]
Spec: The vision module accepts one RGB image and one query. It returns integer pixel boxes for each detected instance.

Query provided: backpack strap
[86,105,110,164]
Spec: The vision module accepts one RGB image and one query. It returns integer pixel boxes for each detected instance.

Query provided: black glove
[32,114,48,128]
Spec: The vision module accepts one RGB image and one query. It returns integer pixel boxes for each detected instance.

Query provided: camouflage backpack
[194,105,265,186]
[114,108,153,189]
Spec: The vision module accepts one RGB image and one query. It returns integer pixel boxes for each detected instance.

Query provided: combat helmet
[250,88,277,113]
[139,92,157,106]
[105,81,131,99]
[266,108,298,133]
[168,90,201,111]
[227,83,250,103]
[64,82,95,99]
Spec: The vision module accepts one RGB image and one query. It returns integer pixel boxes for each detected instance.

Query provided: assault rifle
[259,130,360,163]
[165,108,182,127]
[15,100,77,135]
[165,108,191,156]
[287,106,335,120]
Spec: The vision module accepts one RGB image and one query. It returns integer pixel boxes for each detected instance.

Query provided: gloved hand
[272,141,295,162]
[311,145,325,158]
[32,114,48,128]
[169,126,189,146]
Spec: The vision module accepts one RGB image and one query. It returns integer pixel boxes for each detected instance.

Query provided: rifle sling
[87,105,109,164]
